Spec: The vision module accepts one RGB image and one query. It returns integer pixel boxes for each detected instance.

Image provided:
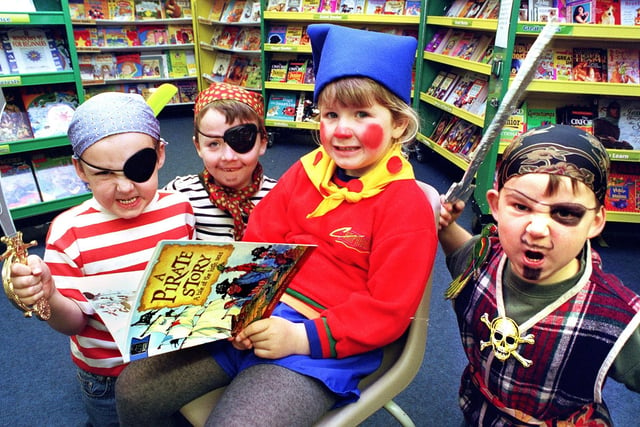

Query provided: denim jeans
[76,368,119,427]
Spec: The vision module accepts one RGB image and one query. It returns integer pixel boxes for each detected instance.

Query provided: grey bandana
[67,92,160,156]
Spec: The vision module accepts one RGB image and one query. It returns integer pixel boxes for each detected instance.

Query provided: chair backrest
[180,181,440,427]
[313,181,439,426]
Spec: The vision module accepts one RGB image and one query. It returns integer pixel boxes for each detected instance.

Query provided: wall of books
[418,0,640,225]
[69,0,197,105]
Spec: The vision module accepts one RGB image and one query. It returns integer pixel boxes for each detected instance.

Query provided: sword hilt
[1,232,51,320]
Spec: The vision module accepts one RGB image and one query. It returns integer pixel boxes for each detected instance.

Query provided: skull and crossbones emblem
[480,313,535,368]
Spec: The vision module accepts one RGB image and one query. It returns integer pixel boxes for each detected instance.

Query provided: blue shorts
[207,303,383,407]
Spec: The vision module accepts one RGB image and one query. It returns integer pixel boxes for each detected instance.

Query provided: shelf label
[452,19,472,26]
[0,14,30,23]
[314,14,347,20]
[0,145,11,155]
[0,76,22,86]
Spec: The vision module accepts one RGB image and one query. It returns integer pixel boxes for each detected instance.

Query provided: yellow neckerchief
[300,144,414,218]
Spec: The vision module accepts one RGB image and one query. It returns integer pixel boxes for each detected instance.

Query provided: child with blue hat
[8,91,195,426]
[115,25,438,426]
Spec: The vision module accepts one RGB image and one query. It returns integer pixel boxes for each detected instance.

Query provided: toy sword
[0,179,51,320]
[444,22,559,204]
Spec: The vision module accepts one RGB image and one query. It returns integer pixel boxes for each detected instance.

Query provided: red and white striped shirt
[44,191,195,376]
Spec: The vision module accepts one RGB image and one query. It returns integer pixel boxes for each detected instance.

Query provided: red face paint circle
[361,123,384,150]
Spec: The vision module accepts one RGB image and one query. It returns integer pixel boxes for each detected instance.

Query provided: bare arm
[438,198,473,256]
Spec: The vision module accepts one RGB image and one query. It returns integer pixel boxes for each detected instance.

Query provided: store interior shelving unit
[0,0,89,220]
[260,4,424,135]
[71,4,197,106]
[417,0,640,226]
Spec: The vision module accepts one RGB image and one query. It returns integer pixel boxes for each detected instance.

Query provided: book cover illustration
[285,24,304,45]
[266,92,298,121]
[164,0,192,18]
[0,156,41,209]
[364,0,385,13]
[168,24,193,44]
[301,0,321,11]
[109,0,136,20]
[208,0,227,20]
[177,79,197,103]
[607,48,639,83]
[605,173,638,212]
[225,55,249,85]
[268,59,289,82]
[567,0,593,23]
[140,54,164,77]
[404,0,421,14]
[221,0,248,22]
[286,0,302,11]
[572,47,607,82]
[22,89,78,139]
[595,97,640,150]
[594,0,620,24]
[86,0,109,19]
[233,27,261,51]
[135,0,163,19]
[552,47,573,80]
[216,26,240,50]
[510,39,533,77]
[266,0,286,11]
[167,50,189,77]
[534,48,555,80]
[116,53,142,78]
[620,0,640,24]
[0,87,34,142]
[425,29,449,53]
[266,25,287,44]
[242,58,262,88]
[211,52,232,82]
[286,59,307,84]
[6,28,58,74]
[31,152,91,201]
[69,0,86,19]
[240,0,261,22]
[46,29,73,71]
[78,241,313,362]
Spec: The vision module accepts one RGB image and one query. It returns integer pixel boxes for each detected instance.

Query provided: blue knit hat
[308,24,417,104]
[68,92,160,157]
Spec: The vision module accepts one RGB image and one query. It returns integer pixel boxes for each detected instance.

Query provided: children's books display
[71,240,313,362]
[266,91,298,121]
[21,89,78,139]
[31,152,91,201]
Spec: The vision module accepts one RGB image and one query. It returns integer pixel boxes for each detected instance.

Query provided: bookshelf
[70,1,197,105]
[0,0,91,220]
[417,1,640,227]
[260,3,423,133]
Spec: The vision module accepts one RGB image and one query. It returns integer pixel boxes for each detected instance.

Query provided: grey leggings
[116,346,336,427]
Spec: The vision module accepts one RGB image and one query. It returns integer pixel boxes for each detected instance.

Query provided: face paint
[77,147,158,183]
[360,123,384,150]
[196,123,258,154]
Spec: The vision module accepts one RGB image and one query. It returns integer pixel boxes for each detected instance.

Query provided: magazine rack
[180,182,440,427]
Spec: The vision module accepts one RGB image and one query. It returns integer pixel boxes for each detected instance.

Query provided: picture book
[85,0,109,19]
[572,47,607,82]
[553,47,573,80]
[135,0,163,19]
[167,50,189,77]
[445,0,470,16]
[22,89,78,139]
[239,0,261,22]
[383,0,404,14]
[138,25,169,46]
[233,27,261,51]
[286,59,307,83]
[66,240,313,362]
[116,53,142,78]
[441,120,478,153]
[451,32,482,60]
[425,29,450,53]
[186,50,197,76]
[477,0,500,18]
[434,115,462,146]
[457,75,489,111]
[458,127,483,159]
[177,79,198,103]
[265,0,286,11]
[607,48,639,83]
[266,92,298,121]
[208,0,227,20]
[140,54,164,77]
[78,54,96,81]
[221,0,248,22]
[168,24,193,44]
[404,0,421,15]
[596,97,640,150]
[242,58,262,88]
[534,48,556,79]
[338,0,365,13]
[567,0,594,23]
[527,0,554,21]
[605,173,638,212]
[426,71,448,97]
[69,0,87,19]
[0,87,33,143]
[301,0,321,11]
[364,0,385,14]
[46,29,73,71]
[285,24,304,45]
[268,59,289,82]
[430,113,457,144]
[164,0,192,18]
[6,28,58,74]
[620,0,640,24]
[225,55,249,85]
[103,27,129,47]
[594,0,620,24]
[303,58,315,84]
[211,52,232,82]
[266,25,287,44]
[510,39,533,77]
[434,71,460,100]
[31,151,91,201]
[444,71,476,107]
[109,0,136,20]
[285,0,303,11]
[526,106,556,128]
[469,34,494,62]
[557,104,594,134]
[93,53,117,79]
[499,103,528,145]
[458,0,487,17]
[0,156,41,209]
[437,30,465,56]
[216,26,240,50]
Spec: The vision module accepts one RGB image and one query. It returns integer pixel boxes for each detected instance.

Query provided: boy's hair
[317,77,419,145]
[68,92,160,157]
[497,124,609,205]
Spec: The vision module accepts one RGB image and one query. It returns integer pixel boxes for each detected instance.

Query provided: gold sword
[444,22,559,204]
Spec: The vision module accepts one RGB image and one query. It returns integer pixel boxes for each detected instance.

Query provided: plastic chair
[180,182,440,427]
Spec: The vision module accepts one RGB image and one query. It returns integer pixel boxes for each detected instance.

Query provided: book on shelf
[444,71,476,108]
[425,29,450,53]
[242,58,262,88]
[534,48,555,80]
[0,156,41,209]
[135,0,163,19]
[186,50,197,76]
[139,25,169,46]
[0,87,33,143]
[140,54,165,77]
[605,173,639,212]
[164,0,192,18]
[383,0,404,14]
[285,0,303,11]
[567,0,594,23]
[458,127,483,159]
[458,0,487,18]
[221,0,248,22]
[22,89,78,139]
[104,26,139,48]
[211,52,232,82]
[168,24,194,45]
[73,27,102,48]
[426,71,447,97]
[552,47,572,80]
[85,0,109,19]
[167,50,189,77]
[93,53,117,79]
[441,120,478,154]
[285,24,304,45]
[445,0,469,16]
[469,35,494,62]
[594,0,621,24]
[266,25,287,44]
[265,0,287,11]
[620,0,640,25]
[266,92,298,121]
[557,104,595,134]
[78,54,96,81]
[595,97,640,150]
[526,106,556,128]
[477,0,500,18]
[303,58,315,84]
[3,28,59,74]
[430,113,457,144]
[527,0,554,21]
[607,48,639,84]
[69,0,87,19]
[337,0,365,13]
[31,151,91,202]
[364,0,385,14]
[301,0,321,11]
[208,0,227,20]
[510,39,533,77]
[450,32,482,60]
[457,75,489,111]
[404,0,421,14]
[116,53,142,78]
[239,0,261,22]
[225,55,250,85]
[268,59,289,82]
[217,26,240,50]
[46,29,73,72]
[572,47,607,82]
[436,30,465,56]
[233,27,261,51]
[499,103,528,145]
[109,0,136,20]
[286,59,307,84]
[64,240,313,362]
[176,79,197,103]
[433,71,460,101]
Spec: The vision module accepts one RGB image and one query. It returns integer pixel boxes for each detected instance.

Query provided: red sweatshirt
[243,160,437,358]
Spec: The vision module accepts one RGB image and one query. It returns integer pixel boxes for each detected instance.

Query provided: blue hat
[308,24,417,104]
[68,92,160,157]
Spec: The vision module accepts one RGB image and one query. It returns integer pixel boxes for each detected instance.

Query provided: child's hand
[233,317,310,359]
[10,255,54,307]
[439,197,465,230]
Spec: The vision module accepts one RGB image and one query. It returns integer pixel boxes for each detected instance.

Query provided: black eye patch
[77,147,158,183]
[197,123,258,154]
